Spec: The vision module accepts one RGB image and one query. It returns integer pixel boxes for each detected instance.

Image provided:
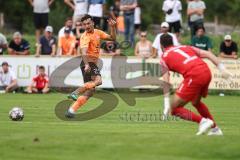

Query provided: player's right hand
[221,69,233,81]
[84,64,91,73]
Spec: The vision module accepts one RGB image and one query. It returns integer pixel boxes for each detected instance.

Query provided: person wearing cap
[219,35,238,59]
[35,26,57,57]
[191,26,212,51]
[152,22,180,58]
[8,32,30,55]
[58,27,76,56]
[0,33,8,55]
[134,31,153,58]
[0,62,18,93]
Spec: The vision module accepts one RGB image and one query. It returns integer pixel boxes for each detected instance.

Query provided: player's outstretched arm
[193,47,232,80]
[105,19,117,41]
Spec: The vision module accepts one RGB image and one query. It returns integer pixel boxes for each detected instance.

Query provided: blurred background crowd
[0,0,239,94]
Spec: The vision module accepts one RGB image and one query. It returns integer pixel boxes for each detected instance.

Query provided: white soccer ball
[9,107,24,121]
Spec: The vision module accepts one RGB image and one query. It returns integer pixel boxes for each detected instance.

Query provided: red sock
[193,102,216,128]
[172,107,202,123]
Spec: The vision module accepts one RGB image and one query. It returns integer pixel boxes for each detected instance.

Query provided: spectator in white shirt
[162,0,182,39]
[64,0,88,27]
[0,33,7,55]
[134,4,141,36]
[152,22,180,58]
[28,0,55,42]
[0,62,18,93]
[58,17,74,39]
[88,0,106,29]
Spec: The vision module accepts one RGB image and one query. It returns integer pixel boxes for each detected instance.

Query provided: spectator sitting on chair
[100,41,121,56]
[35,26,57,57]
[219,35,238,59]
[135,31,153,59]
[58,17,74,38]
[58,27,76,56]
[152,22,180,58]
[0,62,18,93]
[8,32,30,55]
[26,66,49,94]
[191,26,212,51]
[0,33,8,55]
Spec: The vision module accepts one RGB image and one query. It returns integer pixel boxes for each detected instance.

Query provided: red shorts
[176,66,212,102]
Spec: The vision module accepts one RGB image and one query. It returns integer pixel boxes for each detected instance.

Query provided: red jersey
[161,45,208,77]
[33,74,49,89]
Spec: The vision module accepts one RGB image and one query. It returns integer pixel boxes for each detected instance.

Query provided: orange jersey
[80,29,110,61]
[58,36,76,55]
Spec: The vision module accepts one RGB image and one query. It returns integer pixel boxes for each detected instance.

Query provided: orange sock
[71,96,88,112]
[84,82,96,90]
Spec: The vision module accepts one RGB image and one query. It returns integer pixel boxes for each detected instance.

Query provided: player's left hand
[107,18,116,28]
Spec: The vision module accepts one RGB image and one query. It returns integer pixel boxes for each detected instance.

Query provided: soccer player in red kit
[160,34,232,135]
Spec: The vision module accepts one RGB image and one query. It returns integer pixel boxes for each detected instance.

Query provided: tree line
[0,0,240,33]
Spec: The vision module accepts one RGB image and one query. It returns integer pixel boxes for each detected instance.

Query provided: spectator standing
[162,0,182,39]
[134,4,141,35]
[100,41,121,56]
[110,0,121,19]
[0,33,7,55]
[58,17,74,38]
[187,0,206,37]
[219,35,238,59]
[8,32,30,55]
[191,26,212,51]
[88,0,106,29]
[58,28,76,56]
[28,0,54,42]
[64,0,88,27]
[135,32,153,59]
[26,66,49,94]
[0,62,18,93]
[120,0,138,46]
[152,22,180,58]
[35,26,57,57]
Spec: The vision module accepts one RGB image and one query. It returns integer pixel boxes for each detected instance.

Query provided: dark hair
[65,17,73,22]
[81,14,93,22]
[39,66,45,70]
[196,25,205,32]
[160,34,174,48]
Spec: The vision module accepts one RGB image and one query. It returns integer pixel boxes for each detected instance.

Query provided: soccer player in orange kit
[66,14,117,118]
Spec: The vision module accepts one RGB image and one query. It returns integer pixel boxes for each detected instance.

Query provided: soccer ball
[9,107,24,121]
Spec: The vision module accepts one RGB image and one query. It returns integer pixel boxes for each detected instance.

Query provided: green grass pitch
[0,92,240,160]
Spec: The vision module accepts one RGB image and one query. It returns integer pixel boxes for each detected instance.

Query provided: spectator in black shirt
[35,26,57,57]
[72,20,85,52]
[8,32,30,55]
[219,35,238,59]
